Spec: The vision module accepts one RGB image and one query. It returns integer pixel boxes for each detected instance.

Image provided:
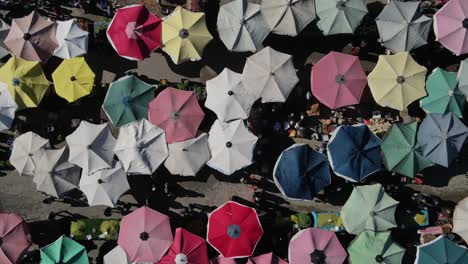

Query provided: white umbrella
[114,119,168,175]
[164,133,211,176]
[66,121,116,175]
[54,19,89,59]
[241,47,299,103]
[205,68,257,122]
[79,161,130,207]
[0,19,10,59]
[453,196,468,243]
[0,82,18,131]
[104,245,133,264]
[207,119,258,175]
[9,131,48,176]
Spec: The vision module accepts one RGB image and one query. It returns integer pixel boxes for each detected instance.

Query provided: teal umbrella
[348,230,405,264]
[40,235,89,264]
[315,0,368,35]
[102,75,155,127]
[415,236,468,264]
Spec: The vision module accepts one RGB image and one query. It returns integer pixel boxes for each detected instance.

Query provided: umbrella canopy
[417,113,468,167]
[315,0,368,35]
[10,131,48,176]
[458,58,468,97]
[420,68,465,118]
[0,56,49,109]
[241,47,299,103]
[114,118,168,175]
[348,230,405,264]
[164,133,210,176]
[415,235,468,264]
[52,57,95,103]
[0,82,18,131]
[247,252,287,264]
[376,0,431,53]
[207,201,263,258]
[260,0,316,37]
[118,206,173,263]
[273,143,331,200]
[4,11,57,62]
[54,19,89,59]
[453,197,468,243]
[103,245,132,264]
[207,119,258,175]
[217,0,270,52]
[0,19,10,59]
[327,125,381,182]
[311,51,367,109]
[148,87,205,143]
[288,228,347,264]
[0,212,31,264]
[434,0,468,56]
[368,52,427,111]
[341,184,399,235]
[107,4,162,61]
[162,6,213,64]
[159,227,209,264]
[66,121,116,175]
[381,122,433,178]
[205,68,256,122]
[40,235,88,264]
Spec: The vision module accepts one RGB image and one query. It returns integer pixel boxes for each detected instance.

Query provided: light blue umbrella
[315,0,368,35]
[415,236,468,264]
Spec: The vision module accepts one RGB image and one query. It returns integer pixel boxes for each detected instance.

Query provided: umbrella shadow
[96,240,117,264]
[85,47,138,85]
[420,145,468,187]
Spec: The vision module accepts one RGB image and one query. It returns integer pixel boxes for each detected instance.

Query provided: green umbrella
[348,230,405,264]
[315,0,368,35]
[381,122,433,178]
[102,75,155,127]
[420,68,465,118]
[40,235,89,264]
[416,236,468,264]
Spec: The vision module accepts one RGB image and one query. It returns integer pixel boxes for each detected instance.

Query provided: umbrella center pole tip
[463,19,468,29]
[0,237,2,246]
[310,250,326,264]
[140,232,149,241]
[336,74,346,84]
[396,76,405,84]
[227,224,241,239]
[375,255,384,262]
[23,33,31,40]
[226,142,233,148]
[175,253,188,264]
[12,78,21,86]
[70,76,77,81]
[179,29,189,38]
[228,90,234,96]
[170,111,180,120]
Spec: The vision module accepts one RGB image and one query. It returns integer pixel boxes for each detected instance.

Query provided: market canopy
[434,0,468,56]
[40,235,88,264]
[159,227,209,264]
[0,19,10,59]
[348,230,405,264]
[54,18,89,59]
[453,196,468,244]
[247,252,287,264]
[0,212,31,264]
[10,131,48,176]
[458,58,468,97]
[315,0,368,35]
[415,236,468,264]
[0,82,18,131]
[52,57,95,103]
[164,133,210,176]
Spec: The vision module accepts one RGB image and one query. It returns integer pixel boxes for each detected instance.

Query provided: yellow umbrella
[368,52,427,111]
[162,6,213,64]
[52,57,95,102]
[0,56,49,109]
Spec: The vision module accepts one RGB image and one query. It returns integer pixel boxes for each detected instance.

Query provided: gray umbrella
[0,19,10,59]
[376,0,432,52]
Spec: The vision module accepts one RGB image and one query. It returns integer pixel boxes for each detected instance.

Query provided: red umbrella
[207,201,264,258]
[107,4,162,61]
[160,227,209,264]
[0,212,31,264]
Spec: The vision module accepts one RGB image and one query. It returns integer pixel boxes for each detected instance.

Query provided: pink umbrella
[117,206,173,263]
[311,51,367,109]
[211,256,238,264]
[434,0,468,56]
[247,252,288,264]
[0,212,31,264]
[289,228,347,264]
[4,11,58,63]
[159,227,209,264]
[148,87,205,143]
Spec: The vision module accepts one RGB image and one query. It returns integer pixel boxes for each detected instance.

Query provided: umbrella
[40,235,88,264]
[207,201,263,258]
[4,11,58,62]
[311,51,367,109]
[102,75,155,127]
[434,0,468,56]
[348,230,405,264]
[211,256,238,264]
[453,197,468,243]
[217,0,270,52]
[417,113,468,167]
[0,212,31,264]
[205,68,257,122]
[260,0,316,37]
[458,58,468,97]
[0,56,49,109]
[415,235,468,264]
[162,6,213,64]
[241,47,299,103]
[420,68,465,118]
[148,87,205,143]
[0,19,10,59]
[103,245,132,264]
[376,0,432,53]
[114,118,168,175]
[207,119,258,175]
[381,122,433,178]
[247,252,287,264]
[288,228,347,264]
[327,125,381,182]
[159,227,209,264]
[273,143,331,200]
[315,0,368,35]
[164,133,210,176]
[66,121,116,175]
[10,131,48,176]
[52,57,95,103]
[341,184,399,235]
[118,206,173,263]
[367,52,427,111]
[0,82,17,131]
[54,19,89,59]
[107,4,162,61]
